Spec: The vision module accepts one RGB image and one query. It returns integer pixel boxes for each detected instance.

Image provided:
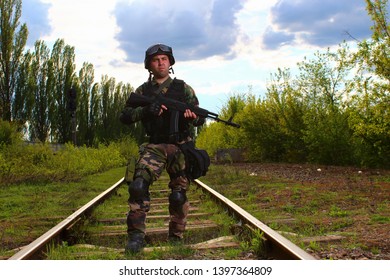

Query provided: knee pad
[128,177,150,202]
[169,190,187,208]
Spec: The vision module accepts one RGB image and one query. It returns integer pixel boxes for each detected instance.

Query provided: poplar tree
[29,40,50,142]
[49,39,76,143]
[0,0,28,121]
[77,62,95,146]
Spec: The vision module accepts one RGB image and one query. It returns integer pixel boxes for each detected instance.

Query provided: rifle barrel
[128,93,240,128]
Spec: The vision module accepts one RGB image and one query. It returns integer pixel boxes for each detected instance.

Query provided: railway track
[8,174,316,260]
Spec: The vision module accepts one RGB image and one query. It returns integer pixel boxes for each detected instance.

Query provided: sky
[20,0,376,113]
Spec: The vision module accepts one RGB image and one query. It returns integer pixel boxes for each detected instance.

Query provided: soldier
[119,43,205,253]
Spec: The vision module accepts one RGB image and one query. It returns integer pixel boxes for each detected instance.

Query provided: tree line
[0,0,143,145]
[197,0,389,168]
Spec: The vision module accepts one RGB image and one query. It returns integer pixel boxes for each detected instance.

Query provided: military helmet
[144,44,175,69]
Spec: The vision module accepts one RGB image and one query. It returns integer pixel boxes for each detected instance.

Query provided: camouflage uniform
[120,77,204,243]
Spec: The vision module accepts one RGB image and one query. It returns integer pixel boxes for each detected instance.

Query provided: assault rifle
[128,93,240,128]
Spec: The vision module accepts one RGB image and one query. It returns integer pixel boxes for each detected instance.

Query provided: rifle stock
[128,93,240,128]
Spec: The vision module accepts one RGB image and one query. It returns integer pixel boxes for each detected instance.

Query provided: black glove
[143,100,162,117]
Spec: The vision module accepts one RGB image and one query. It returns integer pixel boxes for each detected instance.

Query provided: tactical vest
[141,78,190,144]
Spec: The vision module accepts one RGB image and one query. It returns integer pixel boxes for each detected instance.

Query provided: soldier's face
[149,54,170,78]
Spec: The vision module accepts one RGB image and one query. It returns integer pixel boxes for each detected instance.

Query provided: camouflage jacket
[120,77,204,143]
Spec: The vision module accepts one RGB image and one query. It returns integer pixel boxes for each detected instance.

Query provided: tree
[0,0,28,121]
[113,82,133,139]
[29,40,51,142]
[346,0,390,167]
[266,68,307,162]
[49,39,76,143]
[364,0,390,82]
[77,62,96,146]
[297,46,355,165]
[347,79,390,167]
[12,48,33,124]
[98,75,116,142]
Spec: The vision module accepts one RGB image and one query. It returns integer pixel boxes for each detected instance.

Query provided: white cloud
[23,0,375,113]
[113,0,245,62]
[42,0,125,76]
[263,0,373,48]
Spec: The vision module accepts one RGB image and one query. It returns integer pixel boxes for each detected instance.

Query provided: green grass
[0,166,126,253]
[201,164,390,258]
[43,170,242,260]
[370,214,390,224]
[2,162,389,260]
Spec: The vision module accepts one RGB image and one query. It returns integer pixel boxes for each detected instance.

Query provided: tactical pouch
[179,141,210,180]
[125,157,136,183]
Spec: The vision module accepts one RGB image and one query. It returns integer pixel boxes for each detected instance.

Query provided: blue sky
[21,0,375,113]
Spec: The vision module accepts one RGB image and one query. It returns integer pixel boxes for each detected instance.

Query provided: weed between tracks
[35,169,252,260]
[1,163,389,260]
[201,163,390,260]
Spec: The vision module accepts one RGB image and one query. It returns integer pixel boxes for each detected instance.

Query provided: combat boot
[125,231,145,254]
[168,233,183,245]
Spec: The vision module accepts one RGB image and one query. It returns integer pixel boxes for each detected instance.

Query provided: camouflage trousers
[127,143,190,239]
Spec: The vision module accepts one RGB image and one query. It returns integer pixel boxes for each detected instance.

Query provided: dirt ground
[231,163,390,260]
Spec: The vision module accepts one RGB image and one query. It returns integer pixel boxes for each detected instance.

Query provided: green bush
[113,135,139,161]
[0,136,139,186]
[0,120,22,147]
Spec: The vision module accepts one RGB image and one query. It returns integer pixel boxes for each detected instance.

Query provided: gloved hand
[143,100,162,117]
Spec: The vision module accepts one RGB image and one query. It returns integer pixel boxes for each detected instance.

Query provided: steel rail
[9,176,315,260]
[194,179,316,260]
[9,177,125,260]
